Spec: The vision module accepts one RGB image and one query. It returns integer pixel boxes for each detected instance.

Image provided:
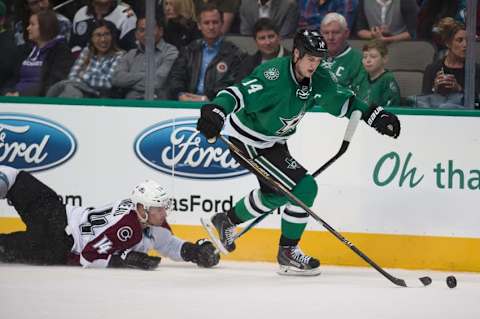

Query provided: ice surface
[1,261,479,319]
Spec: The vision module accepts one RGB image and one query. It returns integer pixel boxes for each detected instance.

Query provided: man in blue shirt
[298,0,359,31]
[167,3,245,102]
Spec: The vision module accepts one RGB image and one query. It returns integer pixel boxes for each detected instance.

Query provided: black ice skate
[277,245,321,276]
[200,213,236,255]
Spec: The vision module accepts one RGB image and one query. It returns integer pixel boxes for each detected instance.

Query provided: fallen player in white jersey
[0,165,220,270]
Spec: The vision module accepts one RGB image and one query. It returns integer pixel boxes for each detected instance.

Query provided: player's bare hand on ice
[197,104,226,141]
[364,105,400,138]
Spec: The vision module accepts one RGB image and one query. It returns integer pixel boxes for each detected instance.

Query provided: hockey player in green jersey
[197,29,400,275]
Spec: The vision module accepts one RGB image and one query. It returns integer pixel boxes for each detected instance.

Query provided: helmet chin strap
[292,56,311,84]
[292,52,302,82]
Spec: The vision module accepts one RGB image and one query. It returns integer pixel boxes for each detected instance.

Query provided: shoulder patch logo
[216,61,228,73]
[264,67,280,80]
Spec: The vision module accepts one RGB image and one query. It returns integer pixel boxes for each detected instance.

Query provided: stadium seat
[386,41,436,71]
[392,70,424,98]
[347,40,436,72]
[225,35,257,54]
[348,39,368,52]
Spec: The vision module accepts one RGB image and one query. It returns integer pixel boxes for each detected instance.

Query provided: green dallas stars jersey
[356,70,401,107]
[321,45,367,95]
[212,56,369,148]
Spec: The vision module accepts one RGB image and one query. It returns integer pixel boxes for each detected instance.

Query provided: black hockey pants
[0,171,73,265]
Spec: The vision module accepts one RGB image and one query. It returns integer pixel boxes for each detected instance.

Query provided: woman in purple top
[3,9,73,96]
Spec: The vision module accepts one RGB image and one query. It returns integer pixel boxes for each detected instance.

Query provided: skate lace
[290,246,311,264]
[225,226,236,245]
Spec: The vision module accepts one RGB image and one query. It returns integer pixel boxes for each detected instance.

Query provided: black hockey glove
[181,239,220,268]
[363,105,401,138]
[109,251,161,270]
[197,104,226,140]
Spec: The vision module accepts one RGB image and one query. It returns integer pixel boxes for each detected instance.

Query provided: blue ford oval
[134,117,249,179]
[0,113,77,172]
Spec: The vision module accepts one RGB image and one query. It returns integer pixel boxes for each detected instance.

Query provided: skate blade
[277,265,321,277]
[200,217,230,255]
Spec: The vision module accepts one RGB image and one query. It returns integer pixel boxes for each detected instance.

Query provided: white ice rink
[1,261,479,319]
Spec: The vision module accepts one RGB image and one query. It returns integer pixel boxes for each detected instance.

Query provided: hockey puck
[446,275,457,288]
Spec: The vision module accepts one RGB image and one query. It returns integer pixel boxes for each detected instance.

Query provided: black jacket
[0,30,19,91]
[167,38,246,100]
[164,18,202,50]
[422,57,480,97]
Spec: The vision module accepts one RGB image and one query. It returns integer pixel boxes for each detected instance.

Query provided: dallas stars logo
[285,157,299,170]
[276,113,305,135]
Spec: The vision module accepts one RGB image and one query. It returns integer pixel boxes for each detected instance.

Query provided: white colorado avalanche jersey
[65,199,143,268]
[131,226,185,262]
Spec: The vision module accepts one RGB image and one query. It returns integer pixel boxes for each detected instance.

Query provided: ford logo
[0,113,77,172]
[134,117,249,179]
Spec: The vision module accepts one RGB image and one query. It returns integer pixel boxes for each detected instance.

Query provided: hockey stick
[311,108,361,177]
[53,0,76,11]
[216,126,431,288]
[234,110,363,241]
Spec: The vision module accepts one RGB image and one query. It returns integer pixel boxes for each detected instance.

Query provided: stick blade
[391,277,407,287]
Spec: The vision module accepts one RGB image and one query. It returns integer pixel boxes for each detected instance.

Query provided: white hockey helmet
[130,180,172,213]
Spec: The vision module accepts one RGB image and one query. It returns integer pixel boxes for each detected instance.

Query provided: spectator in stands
[167,4,244,102]
[112,16,178,100]
[236,17,290,81]
[163,0,201,49]
[47,19,123,98]
[70,0,137,53]
[421,18,479,108]
[416,0,473,49]
[298,0,358,31]
[13,0,71,46]
[320,12,366,94]
[355,0,418,43]
[360,39,400,106]
[193,0,239,34]
[239,0,299,38]
[2,9,73,96]
[0,0,19,91]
